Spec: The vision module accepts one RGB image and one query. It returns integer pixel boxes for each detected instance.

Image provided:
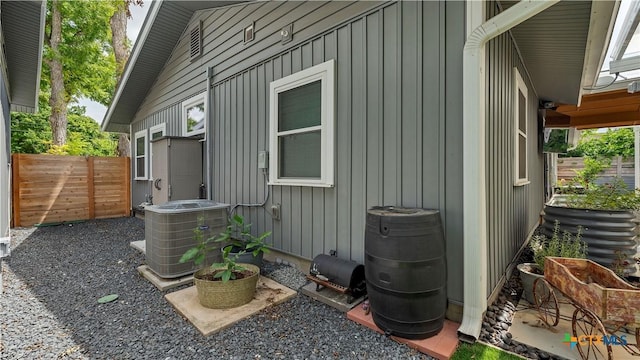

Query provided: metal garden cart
[532,257,640,360]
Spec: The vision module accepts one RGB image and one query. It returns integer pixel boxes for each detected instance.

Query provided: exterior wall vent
[189,21,202,61]
[244,22,255,43]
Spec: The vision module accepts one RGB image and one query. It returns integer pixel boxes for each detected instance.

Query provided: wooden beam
[570,110,640,129]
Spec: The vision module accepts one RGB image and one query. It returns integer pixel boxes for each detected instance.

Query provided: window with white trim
[134,129,148,180]
[150,123,166,140]
[269,59,335,187]
[149,123,166,180]
[514,68,528,185]
[182,93,206,137]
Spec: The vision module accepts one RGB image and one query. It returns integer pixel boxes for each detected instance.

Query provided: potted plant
[179,215,271,309]
[219,214,271,268]
[544,177,639,275]
[517,220,587,304]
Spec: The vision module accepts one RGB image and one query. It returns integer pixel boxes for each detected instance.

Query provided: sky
[78,2,150,124]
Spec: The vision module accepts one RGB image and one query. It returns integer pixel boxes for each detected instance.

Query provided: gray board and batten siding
[484,1,546,298]
[131,1,467,304]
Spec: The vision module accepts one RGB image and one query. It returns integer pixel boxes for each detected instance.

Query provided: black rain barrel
[365,206,446,340]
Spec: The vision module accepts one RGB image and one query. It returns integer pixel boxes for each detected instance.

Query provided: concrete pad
[165,276,296,336]
[137,265,193,291]
[130,240,145,254]
[347,305,459,360]
[300,282,365,312]
[511,297,633,359]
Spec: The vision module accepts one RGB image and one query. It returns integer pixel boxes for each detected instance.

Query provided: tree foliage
[11,0,139,155]
[44,0,117,145]
[11,103,118,156]
[43,0,117,105]
[566,128,635,159]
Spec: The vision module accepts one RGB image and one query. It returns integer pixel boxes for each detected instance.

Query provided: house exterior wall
[484,1,546,296]
[1,61,10,243]
[131,0,467,305]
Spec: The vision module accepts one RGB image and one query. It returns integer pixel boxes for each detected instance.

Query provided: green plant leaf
[179,247,200,263]
[97,294,119,303]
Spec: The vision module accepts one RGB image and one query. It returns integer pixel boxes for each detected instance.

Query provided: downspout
[459,0,559,342]
[206,67,213,200]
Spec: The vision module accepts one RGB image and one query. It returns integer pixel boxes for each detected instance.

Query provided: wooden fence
[556,156,635,188]
[12,154,131,227]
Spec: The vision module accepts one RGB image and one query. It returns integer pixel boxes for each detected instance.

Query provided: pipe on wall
[459,0,559,342]
[206,67,213,201]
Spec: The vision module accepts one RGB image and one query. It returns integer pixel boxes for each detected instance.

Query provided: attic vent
[244,22,255,43]
[189,21,202,60]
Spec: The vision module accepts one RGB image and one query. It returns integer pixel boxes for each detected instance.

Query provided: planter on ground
[194,263,260,309]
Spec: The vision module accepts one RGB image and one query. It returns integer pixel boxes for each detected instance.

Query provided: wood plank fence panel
[556,156,635,188]
[12,154,130,227]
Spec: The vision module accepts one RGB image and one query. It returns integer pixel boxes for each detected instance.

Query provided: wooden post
[125,157,131,216]
[617,156,622,178]
[11,154,20,227]
[87,157,95,219]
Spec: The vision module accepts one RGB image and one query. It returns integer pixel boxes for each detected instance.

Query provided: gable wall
[132,0,467,304]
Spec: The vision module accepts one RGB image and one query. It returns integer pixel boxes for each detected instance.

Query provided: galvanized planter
[542,204,637,274]
[193,263,259,309]
[517,263,544,305]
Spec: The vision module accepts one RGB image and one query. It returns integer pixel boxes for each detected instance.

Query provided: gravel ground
[1,217,432,360]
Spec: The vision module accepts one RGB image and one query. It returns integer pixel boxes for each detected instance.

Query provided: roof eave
[3,0,46,114]
[101,0,162,132]
[578,0,620,104]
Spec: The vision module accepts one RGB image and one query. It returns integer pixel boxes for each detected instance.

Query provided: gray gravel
[1,217,431,359]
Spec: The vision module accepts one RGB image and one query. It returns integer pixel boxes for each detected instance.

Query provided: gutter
[459,0,559,342]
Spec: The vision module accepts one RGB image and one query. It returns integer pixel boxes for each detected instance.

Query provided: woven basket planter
[193,263,260,309]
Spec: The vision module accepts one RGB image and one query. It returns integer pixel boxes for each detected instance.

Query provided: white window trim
[150,123,166,139]
[268,59,335,187]
[182,93,206,137]
[134,129,148,180]
[149,123,166,181]
[514,67,529,186]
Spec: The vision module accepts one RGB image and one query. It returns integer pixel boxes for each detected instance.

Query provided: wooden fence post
[87,157,95,220]
[11,154,20,227]
[125,157,131,216]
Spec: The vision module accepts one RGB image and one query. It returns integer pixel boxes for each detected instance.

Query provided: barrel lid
[367,206,438,216]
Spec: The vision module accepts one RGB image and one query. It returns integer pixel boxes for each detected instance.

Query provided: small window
[150,123,166,140]
[514,68,528,186]
[269,59,335,187]
[182,94,206,137]
[134,129,147,180]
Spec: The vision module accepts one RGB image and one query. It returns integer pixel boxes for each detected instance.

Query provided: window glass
[518,91,526,132]
[279,131,321,178]
[278,81,321,132]
[518,135,526,179]
[186,102,205,134]
[136,136,145,156]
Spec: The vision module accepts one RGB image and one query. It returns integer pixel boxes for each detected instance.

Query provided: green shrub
[530,221,587,272]
[566,177,640,211]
